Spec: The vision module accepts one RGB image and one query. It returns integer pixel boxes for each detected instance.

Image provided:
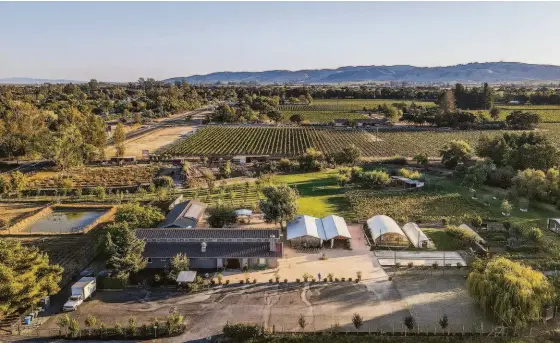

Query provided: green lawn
[271,170,349,218]
[422,228,465,250]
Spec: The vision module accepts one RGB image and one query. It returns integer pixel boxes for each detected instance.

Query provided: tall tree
[467,257,554,328]
[439,140,472,169]
[103,222,147,277]
[260,184,299,229]
[0,240,63,316]
[438,90,456,114]
[113,123,126,157]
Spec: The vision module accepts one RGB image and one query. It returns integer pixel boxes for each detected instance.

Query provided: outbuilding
[401,222,433,249]
[548,218,560,234]
[287,215,351,248]
[366,215,409,247]
[159,200,207,229]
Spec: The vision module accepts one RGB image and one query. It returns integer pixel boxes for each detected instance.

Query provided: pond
[22,210,106,234]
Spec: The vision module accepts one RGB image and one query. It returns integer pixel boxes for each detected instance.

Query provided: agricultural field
[25,165,162,189]
[280,110,368,123]
[181,181,261,208]
[279,99,436,124]
[162,126,380,157]
[15,231,101,286]
[0,203,45,226]
[105,126,195,158]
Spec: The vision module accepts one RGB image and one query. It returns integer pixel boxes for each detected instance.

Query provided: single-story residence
[391,176,424,189]
[401,222,433,249]
[159,200,207,229]
[366,215,409,247]
[136,228,283,270]
[286,215,351,248]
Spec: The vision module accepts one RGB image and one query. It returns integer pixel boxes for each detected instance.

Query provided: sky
[1,1,560,82]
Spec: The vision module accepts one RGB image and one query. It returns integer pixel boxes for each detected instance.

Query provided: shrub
[284,278,288,283]
[323,278,328,282]
[408,262,414,268]
[327,273,334,282]
[528,227,543,242]
[252,279,257,284]
[397,168,422,180]
[352,313,364,329]
[239,280,244,284]
[356,271,362,280]
[335,278,340,282]
[341,277,346,282]
[471,216,483,229]
[439,314,449,329]
[225,280,230,285]
[223,323,262,342]
[153,176,174,189]
[269,279,273,283]
[296,278,301,283]
[404,315,416,330]
[445,225,479,244]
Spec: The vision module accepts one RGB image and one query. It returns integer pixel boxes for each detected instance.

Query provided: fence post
[462,325,464,336]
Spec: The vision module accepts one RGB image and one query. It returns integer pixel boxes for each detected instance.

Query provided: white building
[401,222,433,249]
[287,215,351,248]
[366,215,409,247]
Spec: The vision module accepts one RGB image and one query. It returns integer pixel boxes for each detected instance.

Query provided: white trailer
[63,277,96,312]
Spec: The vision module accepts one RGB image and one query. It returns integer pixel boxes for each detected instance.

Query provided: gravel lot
[392,274,492,332]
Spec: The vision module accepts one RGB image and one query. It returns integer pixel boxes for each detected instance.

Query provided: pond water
[22,210,106,234]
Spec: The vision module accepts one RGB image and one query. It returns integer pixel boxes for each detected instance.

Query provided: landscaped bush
[445,225,478,244]
[97,274,128,290]
[397,168,422,180]
[223,323,262,342]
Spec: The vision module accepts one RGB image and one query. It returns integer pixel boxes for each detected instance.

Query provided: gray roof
[136,228,281,241]
[143,242,283,258]
[159,200,207,229]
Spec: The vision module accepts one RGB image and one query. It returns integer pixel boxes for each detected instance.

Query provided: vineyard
[280,110,368,123]
[182,182,261,208]
[162,124,560,158]
[347,190,496,222]
[162,126,380,157]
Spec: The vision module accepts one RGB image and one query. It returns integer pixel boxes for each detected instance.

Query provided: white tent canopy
[402,222,432,249]
[287,215,351,241]
[366,215,407,242]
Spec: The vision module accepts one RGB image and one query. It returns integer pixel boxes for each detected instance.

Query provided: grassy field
[272,170,348,218]
[422,228,465,250]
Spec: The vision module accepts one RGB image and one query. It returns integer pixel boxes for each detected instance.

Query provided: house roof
[159,200,207,229]
[136,228,281,241]
[366,215,407,241]
[287,215,351,241]
[143,242,283,258]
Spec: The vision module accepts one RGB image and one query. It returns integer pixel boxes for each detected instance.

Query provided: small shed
[366,215,409,247]
[159,200,207,229]
[401,223,433,249]
[391,176,424,189]
[176,271,197,284]
[548,218,560,234]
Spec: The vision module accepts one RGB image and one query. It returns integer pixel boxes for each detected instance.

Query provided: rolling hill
[165,62,560,84]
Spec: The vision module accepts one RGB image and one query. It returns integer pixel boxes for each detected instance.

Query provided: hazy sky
[1,1,560,82]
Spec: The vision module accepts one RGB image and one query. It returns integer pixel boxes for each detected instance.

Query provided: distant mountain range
[165,62,560,84]
[0,77,84,85]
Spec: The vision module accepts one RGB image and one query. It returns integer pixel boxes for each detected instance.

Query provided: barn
[366,215,409,247]
[401,222,433,249]
[287,215,351,248]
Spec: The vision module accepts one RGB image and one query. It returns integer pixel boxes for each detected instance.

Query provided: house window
[161,258,167,262]
[147,258,152,263]
[258,258,267,265]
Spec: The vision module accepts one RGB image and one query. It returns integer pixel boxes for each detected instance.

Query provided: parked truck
[63,277,96,312]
